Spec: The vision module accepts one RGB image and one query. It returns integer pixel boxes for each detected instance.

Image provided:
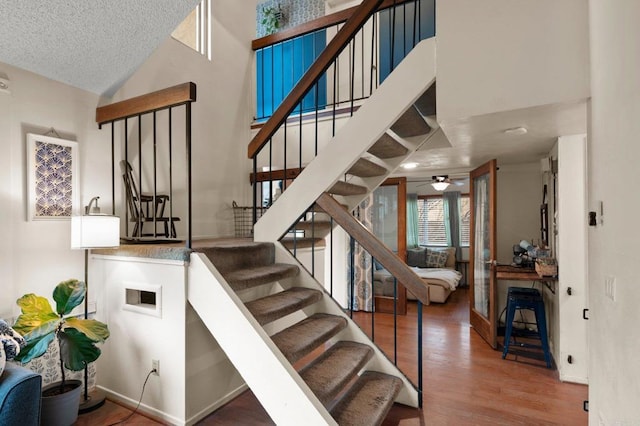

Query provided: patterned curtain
[347,194,374,311]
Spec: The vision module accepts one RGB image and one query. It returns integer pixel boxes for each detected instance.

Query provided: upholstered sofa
[0,362,42,425]
[374,246,462,303]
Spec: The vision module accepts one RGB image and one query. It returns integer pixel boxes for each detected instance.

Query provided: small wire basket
[232,201,267,237]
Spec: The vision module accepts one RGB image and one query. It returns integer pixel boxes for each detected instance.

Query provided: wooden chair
[120,160,180,238]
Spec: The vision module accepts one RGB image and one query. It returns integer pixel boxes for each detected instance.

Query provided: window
[417,195,470,246]
[172,0,212,60]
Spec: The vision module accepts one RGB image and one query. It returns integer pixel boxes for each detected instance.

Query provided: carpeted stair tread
[272,313,348,364]
[390,105,431,138]
[330,371,402,426]
[290,220,333,235]
[281,237,326,250]
[225,263,300,291]
[330,181,368,196]
[299,341,374,407]
[245,287,323,325]
[414,82,436,117]
[199,242,274,274]
[347,158,388,178]
[367,134,408,159]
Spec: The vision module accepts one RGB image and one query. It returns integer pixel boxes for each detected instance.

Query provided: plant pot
[40,380,83,426]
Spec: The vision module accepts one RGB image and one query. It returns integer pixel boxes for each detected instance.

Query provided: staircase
[189,241,413,425]
[286,102,435,247]
[254,38,437,245]
[189,38,436,425]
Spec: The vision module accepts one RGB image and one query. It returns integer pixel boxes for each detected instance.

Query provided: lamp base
[78,389,107,414]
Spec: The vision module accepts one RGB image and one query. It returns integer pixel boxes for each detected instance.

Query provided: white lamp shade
[71,215,120,249]
[431,181,450,191]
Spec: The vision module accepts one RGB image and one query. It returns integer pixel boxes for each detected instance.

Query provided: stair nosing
[299,341,374,407]
[245,287,323,325]
[225,263,299,291]
[330,371,402,426]
[271,313,348,364]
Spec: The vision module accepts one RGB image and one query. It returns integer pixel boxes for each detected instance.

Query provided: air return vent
[123,282,162,318]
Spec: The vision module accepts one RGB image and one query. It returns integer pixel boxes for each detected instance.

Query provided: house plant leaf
[53,279,85,315]
[13,294,60,336]
[65,318,110,342]
[14,332,55,364]
[15,293,56,316]
[59,328,101,371]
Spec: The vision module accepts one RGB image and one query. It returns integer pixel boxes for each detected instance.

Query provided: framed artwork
[27,133,79,220]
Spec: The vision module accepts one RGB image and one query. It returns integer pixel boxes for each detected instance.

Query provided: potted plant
[261,4,283,35]
[13,279,109,426]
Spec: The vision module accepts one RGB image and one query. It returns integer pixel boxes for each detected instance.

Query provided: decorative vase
[40,380,83,426]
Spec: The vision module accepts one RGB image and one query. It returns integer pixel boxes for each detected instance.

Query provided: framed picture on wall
[26,133,79,220]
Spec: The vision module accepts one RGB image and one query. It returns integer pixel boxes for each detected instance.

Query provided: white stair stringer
[271,242,421,407]
[254,37,437,243]
[188,253,338,426]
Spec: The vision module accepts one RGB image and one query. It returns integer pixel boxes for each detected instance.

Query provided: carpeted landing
[199,240,402,426]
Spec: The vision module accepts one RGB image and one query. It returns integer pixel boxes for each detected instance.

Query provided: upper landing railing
[249,0,434,209]
[96,82,197,248]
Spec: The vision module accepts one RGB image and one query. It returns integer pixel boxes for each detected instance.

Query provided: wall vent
[123,282,162,318]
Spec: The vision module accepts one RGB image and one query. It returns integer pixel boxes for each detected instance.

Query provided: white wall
[556,134,588,384]
[436,0,589,122]
[588,1,640,423]
[93,255,246,425]
[496,163,542,265]
[110,0,257,239]
[495,163,543,320]
[0,63,112,320]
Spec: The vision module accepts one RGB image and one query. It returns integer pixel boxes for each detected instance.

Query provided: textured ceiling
[0,0,201,95]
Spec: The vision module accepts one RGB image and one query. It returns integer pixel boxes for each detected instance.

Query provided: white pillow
[0,345,5,378]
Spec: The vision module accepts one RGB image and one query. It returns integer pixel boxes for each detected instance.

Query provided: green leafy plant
[261,5,283,35]
[13,279,109,392]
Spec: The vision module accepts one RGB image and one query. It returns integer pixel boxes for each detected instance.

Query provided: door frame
[374,177,408,315]
[469,159,498,348]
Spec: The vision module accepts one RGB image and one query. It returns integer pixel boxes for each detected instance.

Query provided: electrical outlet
[152,359,160,376]
[604,276,616,301]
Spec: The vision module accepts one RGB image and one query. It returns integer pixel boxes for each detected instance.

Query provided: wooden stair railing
[316,193,430,305]
[252,0,420,51]
[247,0,384,159]
[96,82,197,247]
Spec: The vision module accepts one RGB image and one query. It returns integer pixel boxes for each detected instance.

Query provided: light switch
[604,276,616,301]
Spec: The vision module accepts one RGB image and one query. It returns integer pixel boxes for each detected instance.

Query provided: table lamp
[71,196,120,413]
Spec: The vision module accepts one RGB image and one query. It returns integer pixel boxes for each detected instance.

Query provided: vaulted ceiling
[0,0,200,96]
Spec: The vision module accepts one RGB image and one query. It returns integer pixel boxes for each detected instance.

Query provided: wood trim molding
[249,167,304,184]
[316,193,430,305]
[248,0,384,159]
[96,82,196,125]
[251,105,361,130]
[252,0,416,50]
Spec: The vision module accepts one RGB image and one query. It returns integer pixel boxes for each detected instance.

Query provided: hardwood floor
[79,288,588,425]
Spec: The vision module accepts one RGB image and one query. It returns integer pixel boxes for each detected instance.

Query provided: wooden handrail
[252,0,416,51]
[96,82,196,125]
[316,193,430,305]
[248,0,384,159]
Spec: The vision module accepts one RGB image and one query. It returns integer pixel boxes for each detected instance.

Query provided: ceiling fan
[415,175,468,190]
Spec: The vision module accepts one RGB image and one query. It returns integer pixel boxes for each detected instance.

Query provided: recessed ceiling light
[504,126,528,135]
[401,162,419,169]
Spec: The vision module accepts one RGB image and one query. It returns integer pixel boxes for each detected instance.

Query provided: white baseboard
[185,383,249,426]
[100,383,249,426]
[100,386,185,426]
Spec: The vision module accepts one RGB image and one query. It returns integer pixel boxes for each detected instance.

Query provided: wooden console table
[495,265,557,294]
